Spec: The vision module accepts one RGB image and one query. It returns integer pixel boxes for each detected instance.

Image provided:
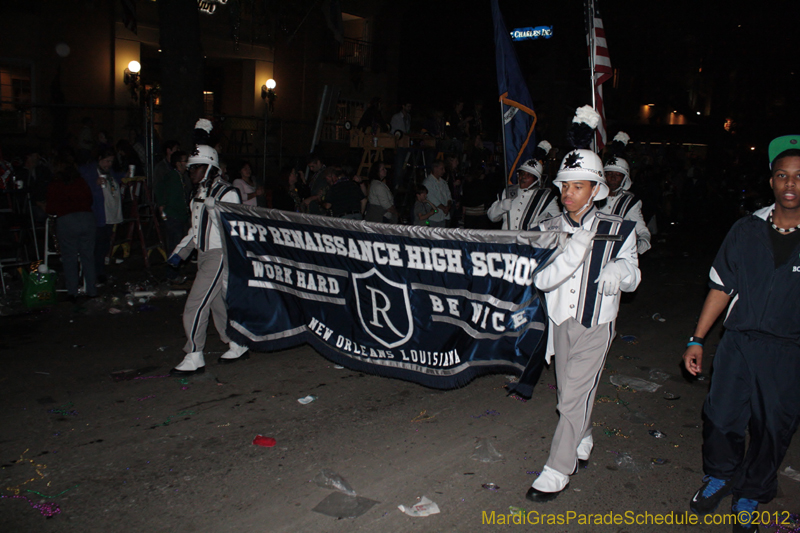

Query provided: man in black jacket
[682,135,800,533]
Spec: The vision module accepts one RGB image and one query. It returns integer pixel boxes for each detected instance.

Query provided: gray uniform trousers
[182,248,231,353]
[545,317,615,476]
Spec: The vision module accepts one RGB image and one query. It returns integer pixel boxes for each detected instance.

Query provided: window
[203,91,214,118]
[0,63,33,130]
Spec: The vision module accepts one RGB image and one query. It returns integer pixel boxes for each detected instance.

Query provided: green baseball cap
[768,135,800,167]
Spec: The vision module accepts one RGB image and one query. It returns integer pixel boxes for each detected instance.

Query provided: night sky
[396,0,800,146]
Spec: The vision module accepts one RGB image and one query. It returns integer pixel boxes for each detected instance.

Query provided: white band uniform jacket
[173,177,241,258]
[597,191,651,254]
[487,184,560,230]
[534,208,641,361]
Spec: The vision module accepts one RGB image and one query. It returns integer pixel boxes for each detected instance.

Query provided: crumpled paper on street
[398,495,440,517]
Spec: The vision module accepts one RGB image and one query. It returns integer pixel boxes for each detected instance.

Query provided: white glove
[204,196,216,210]
[567,228,596,249]
[595,261,623,296]
[637,239,651,255]
[499,198,513,212]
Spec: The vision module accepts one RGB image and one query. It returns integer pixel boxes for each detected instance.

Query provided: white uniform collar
[753,204,774,221]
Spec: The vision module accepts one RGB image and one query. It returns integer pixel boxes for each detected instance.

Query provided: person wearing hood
[597,132,651,254]
[487,140,560,230]
[525,107,641,503]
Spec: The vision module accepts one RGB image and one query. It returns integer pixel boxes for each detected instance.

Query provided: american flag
[585,0,611,149]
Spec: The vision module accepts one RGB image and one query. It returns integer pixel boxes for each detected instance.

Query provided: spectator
[153,140,180,190]
[304,154,328,215]
[154,150,190,263]
[422,160,452,227]
[357,97,388,134]
[445,155,463,227]
[271,166,306,213]
[17,149,52,224]
[365,162,398,223]
[323,167,366,220]
[80,149,124,285]
[412,185,437,226]
[232,161,264,207]
[46,157,96,301]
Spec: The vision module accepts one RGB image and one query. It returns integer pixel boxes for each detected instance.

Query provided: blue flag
[492,0,537,184]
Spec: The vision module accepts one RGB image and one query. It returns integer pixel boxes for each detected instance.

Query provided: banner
[218,205,563,395]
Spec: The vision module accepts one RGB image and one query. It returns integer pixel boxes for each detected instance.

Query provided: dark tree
[157,0,204,150]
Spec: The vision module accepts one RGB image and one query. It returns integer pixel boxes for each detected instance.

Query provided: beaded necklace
[769,212,800,234]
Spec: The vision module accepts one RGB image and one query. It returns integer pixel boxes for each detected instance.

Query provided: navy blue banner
[217,204,562,393]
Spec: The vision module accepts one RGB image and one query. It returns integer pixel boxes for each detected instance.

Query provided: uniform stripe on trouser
[546,319,614,476]
[183,251,226,353]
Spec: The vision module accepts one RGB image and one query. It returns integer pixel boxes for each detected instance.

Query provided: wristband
[688,336,704,346]
[687,342,703,348]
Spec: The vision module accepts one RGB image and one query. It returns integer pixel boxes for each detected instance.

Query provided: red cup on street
[252,435,276,447]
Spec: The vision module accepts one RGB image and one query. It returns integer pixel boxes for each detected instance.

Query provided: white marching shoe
[577,435,593,467]
[218,341,249,364]
[170,352,205,376]
[526,466,570,503]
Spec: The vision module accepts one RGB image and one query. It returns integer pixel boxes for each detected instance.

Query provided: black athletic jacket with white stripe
[710,205,800,342]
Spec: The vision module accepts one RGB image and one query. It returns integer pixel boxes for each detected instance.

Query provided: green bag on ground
[20,267,57,308]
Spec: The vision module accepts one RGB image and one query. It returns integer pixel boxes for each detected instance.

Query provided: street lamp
[124,60,141,101]
[260,79,277,182]
[261,78,277,112]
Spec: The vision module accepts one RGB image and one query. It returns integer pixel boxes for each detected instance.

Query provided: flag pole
[587,0,597,111]
[500,100,509,183]
[586,0,597,152]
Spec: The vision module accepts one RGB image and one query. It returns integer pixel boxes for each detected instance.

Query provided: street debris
[648,430,667,439]
[313,469,356,496]
[313,492,378,518]
[651,313,666,322]
[252,435,277,447]
[648,368,670,383]
[610,374,662,392]
[297,395,317,405]
[398,495,440,517]
[614,452,639,472]
[781,466,800,482]
[472,438,503,463]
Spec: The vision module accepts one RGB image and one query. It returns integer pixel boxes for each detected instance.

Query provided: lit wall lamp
[261,78,277,112]
[124,60,141,101]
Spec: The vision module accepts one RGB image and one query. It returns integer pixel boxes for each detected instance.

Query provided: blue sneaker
[690,475,732,515]
[731,498,759,533]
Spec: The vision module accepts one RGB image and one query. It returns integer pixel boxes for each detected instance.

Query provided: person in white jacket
[597,132,651,254]
[526,143,641,502]
[487,140,560,230]
[167,137,247,376]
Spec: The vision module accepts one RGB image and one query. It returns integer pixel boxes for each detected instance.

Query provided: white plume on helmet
[604,131,632,191]
[573,105,601,129]
[537,140,552,154]
[194,119,213,133]
[517,139,552,183]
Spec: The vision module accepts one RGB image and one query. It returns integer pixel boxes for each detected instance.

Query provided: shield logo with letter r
[352,268,413,349]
